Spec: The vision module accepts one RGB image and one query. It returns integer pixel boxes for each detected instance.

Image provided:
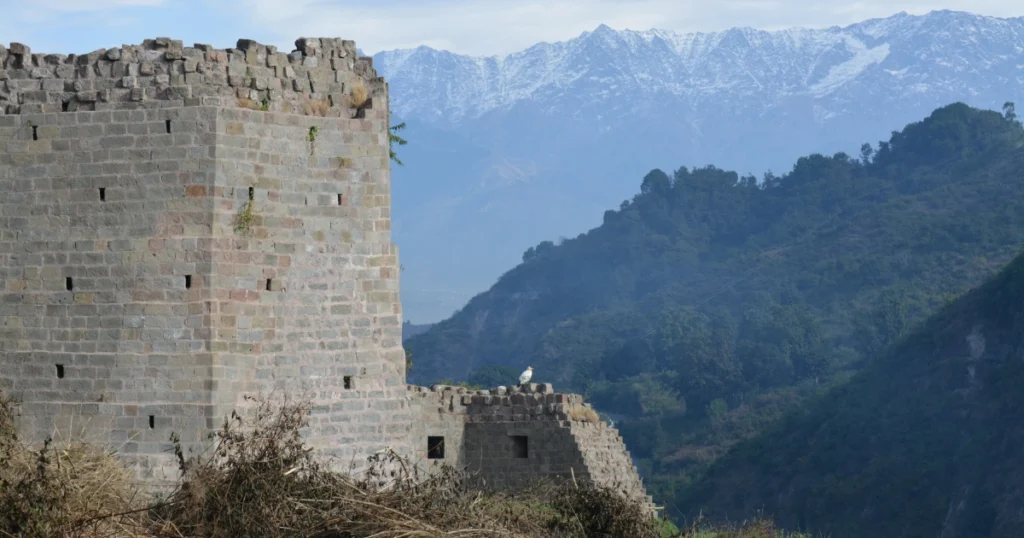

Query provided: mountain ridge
[401,102,1024,385]
[375,10,1024,124]
[375,9,1024,323]
[678,245,1024,537]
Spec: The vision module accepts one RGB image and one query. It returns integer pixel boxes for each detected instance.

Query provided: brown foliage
[0,394,147,538]
[348,82,369,109]
[566,404,600,423]
[301,99,331,117]
[0,393,670,537]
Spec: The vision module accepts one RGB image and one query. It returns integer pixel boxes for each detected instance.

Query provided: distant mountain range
[373,9,1024,323]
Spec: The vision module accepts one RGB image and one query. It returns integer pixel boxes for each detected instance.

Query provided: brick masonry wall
[0,105,220,483]
[207,106,412,471]
[0,37,411,483]
[409,384,656,516]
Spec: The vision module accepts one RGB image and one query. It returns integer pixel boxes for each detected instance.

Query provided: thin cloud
[33,0,164,10]
[2,0,1022,57]
[226,0,1023,56]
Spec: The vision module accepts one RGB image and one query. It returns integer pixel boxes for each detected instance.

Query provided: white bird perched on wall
[519,366,533,386]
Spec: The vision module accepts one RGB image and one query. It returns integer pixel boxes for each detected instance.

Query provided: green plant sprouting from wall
[235,187,257,234]
[308,125,319,155]
[389,113,407,166]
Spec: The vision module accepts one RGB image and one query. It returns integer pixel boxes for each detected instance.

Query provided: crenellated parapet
[0,37,384,116]
[408,383,601,423]
[407,383,657,517]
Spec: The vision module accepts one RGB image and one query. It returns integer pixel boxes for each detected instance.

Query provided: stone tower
[0,37,412,482]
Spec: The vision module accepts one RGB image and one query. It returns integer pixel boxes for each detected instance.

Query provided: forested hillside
[678,245,1024,537]
[406,102,1024,391]
[403,103,1024,522]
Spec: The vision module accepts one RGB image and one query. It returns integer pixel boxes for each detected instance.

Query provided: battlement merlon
[0,37,386,116]
[408,383,603,423]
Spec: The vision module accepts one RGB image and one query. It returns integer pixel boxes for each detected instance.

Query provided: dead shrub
[679,514,802,537]
[566,404,600,423]
[149,395,663,538]
[300,99,331,117]
[546,480,663,538]
[0,393,147,538]
[348,82,369,109]
[1,393,674,538]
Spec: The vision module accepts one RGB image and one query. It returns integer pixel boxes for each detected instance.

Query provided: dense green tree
[679,247,1024,537]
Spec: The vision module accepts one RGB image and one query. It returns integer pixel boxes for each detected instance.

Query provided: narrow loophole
[99,188,106,201]
[148,415,155,429]
[185,275,192,289]
[32,125,38,141]
[512,435,528,459]
[165,119,172,133]
[427,436,445,459]
[337,194,343,205]
[265,278,272,291]
[248,187,254,201]
[56,364,65,379]
[61,101,70,112]
[343,376,353,390]
[65,277,73,291]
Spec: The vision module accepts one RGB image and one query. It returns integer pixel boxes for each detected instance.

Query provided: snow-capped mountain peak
[372,10,1024,125]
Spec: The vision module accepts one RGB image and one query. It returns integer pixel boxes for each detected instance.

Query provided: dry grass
[679,515,811,537]
[236,97,260,110]
[1,393,798,538]
[1,393,670,538]
[300,99,331,117]
[0,394,147,538]
[566,404,601,423]
[348,81,369,109]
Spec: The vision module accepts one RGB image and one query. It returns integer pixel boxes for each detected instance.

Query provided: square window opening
[427,436,445,459]
[511,435,528,459]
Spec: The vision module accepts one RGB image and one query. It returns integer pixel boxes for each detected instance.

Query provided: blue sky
[2,0,1022,57]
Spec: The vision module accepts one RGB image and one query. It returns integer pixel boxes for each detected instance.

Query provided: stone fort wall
[408,383,656,516]
[0,35,655,516]
[0,37,411,483]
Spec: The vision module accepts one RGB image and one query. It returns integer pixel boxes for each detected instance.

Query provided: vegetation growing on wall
[390,116,408,166]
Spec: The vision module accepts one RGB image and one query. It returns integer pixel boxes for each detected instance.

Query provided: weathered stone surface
[0,37,384,116]
[0,35,653,517]
[408,384,657,518]
[0,37,403,485]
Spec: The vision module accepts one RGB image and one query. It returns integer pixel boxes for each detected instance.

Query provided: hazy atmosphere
[2,1,1024,537]
[2,0,1021,55]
